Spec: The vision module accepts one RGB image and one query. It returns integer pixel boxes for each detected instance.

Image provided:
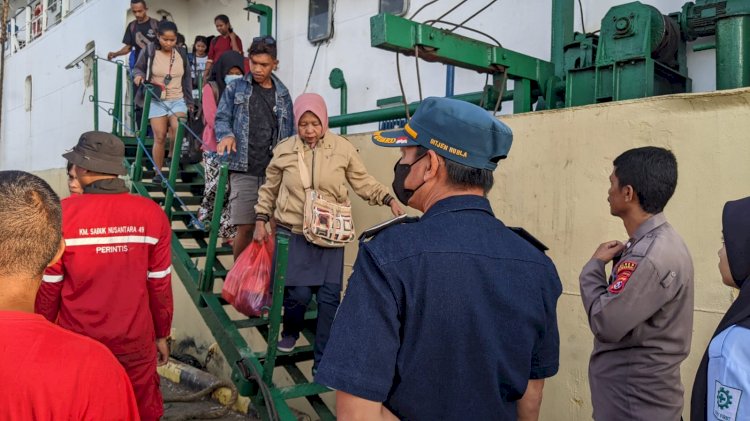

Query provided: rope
[395,53,410,119]
[493,71,508,116]
[409,0,439,20]
[303,43,322,94]
[578,0,587,35]
[163,380,239,420]
[101,103,207,231]
[414,45,423,102]
[428,0,468,25]
[448,0,498,33]
[102,56,209,150]
[236,359,279,421]
[478,74,490,108]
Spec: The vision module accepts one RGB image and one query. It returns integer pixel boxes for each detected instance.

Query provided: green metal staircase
[101,60,334,421]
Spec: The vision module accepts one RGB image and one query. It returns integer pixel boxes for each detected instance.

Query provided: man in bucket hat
[316,97,562,420]
[36,131,173,421]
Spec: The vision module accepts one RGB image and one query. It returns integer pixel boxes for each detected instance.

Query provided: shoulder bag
[297,144,355,247]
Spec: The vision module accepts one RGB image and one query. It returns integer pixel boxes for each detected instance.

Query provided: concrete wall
[343,87,750,420]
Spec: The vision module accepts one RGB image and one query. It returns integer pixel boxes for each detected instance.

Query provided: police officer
[579,146,694,420]
[314,97,563,420]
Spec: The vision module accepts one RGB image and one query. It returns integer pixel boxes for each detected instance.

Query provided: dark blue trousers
[282,283,341,368]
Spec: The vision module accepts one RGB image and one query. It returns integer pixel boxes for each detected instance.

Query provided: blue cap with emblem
[371,97,513,170]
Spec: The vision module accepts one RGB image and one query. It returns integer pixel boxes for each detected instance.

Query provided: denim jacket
[214,74,295,173]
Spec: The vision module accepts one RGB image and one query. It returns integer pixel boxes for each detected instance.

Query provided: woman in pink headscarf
[253,93,403,371]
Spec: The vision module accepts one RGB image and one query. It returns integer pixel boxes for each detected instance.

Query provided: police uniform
[579,213,694,420]
[314,97,563,419]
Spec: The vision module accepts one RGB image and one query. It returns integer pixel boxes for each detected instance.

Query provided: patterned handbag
[297,146,355,247]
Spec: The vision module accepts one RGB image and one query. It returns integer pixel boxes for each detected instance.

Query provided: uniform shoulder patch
[608,260,638,294]
[714,381,742,421]
[359,214,419,242]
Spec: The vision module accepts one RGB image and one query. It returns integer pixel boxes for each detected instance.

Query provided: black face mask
[392,152,428,206]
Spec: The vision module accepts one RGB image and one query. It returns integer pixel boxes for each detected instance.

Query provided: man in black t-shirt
[108,0,157,131]
[107,0,157,67]
[214,37,295,259]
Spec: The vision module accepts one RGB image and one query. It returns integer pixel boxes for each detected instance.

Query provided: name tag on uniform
[714,380,743,421]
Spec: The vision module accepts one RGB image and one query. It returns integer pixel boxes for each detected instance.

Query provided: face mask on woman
[224,74,242,85]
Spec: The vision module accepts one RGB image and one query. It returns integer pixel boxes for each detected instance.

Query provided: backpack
[129,18,159,48]
[134,42,190,108]
[180,81,218,165]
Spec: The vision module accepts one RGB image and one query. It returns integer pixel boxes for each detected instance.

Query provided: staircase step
[173,228,208,238]
[185,246,233,257]
[154,196,203,206]
[143,183,206,193]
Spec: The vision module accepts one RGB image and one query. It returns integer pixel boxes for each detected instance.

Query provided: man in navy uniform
[315,97,562,420]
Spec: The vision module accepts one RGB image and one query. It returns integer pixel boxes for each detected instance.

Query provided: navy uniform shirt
[315,195,562,420]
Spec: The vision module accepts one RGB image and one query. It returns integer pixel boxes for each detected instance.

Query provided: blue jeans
[282,283,341,369]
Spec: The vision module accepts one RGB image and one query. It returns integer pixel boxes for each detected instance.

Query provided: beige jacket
[255,132,393,233]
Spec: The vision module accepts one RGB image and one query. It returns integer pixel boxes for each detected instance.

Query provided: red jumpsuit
[36,191,173,421]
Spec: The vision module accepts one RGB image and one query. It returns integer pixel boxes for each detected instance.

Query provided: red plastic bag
[221,240,275,317]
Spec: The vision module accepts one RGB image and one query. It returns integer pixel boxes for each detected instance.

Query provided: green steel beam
[261,231,290,387]
[552,0,575,79]
[716,15,750,89]
[201,164,228,291]
[513,78,533,113]
[93,57,99,130]
[246,3,273,37]
[112,63,123,136]
[329,68,348,134]
[130,87,153,185]
[329,89,515,128]
[163,119,185,221]
[376,95,404,107]
[370,13,553,83]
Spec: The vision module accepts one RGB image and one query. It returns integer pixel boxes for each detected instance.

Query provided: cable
[414,45,423,102]
[429,0,468,26]
[449,0,497,33]
[236,359,279,421]
[303,43,322,94]
[163,379,238,420]
[103,64,214,230]
[409,0,439,20]
[578,0,586,35]
[422,19,502,47]
[395,53,410,119]
[101,103,207,231]
[493,71,508,116]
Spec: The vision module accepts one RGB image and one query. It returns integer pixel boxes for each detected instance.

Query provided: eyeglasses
[252,36,276,45]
